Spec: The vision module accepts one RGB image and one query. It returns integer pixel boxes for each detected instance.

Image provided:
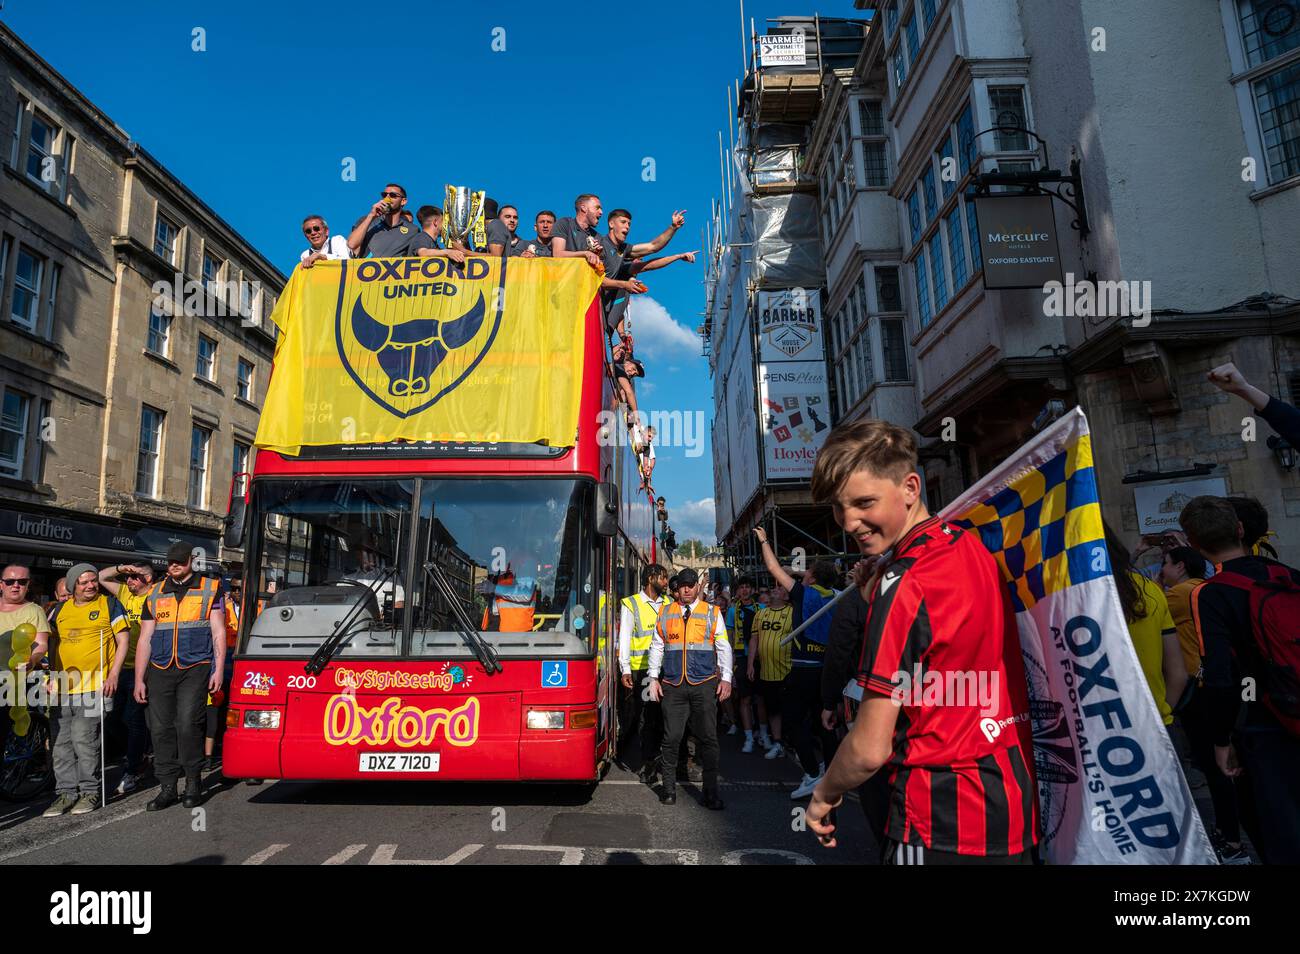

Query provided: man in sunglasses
[347,183,418,258]
[1,564,50,759]
[298,215,351,268]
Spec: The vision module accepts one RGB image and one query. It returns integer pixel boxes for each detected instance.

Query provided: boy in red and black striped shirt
[806,419,1039,864]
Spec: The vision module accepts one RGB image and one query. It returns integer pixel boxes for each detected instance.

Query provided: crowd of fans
[614,360,1300,864]
[301,184,690,496]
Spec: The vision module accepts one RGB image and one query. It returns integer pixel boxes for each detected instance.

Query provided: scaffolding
[704,12,870,582]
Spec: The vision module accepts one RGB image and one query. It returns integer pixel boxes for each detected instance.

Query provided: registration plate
[358,752,441,773]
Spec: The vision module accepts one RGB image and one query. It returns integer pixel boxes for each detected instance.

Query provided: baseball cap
[676,568,699,587]
[166,542,195,565]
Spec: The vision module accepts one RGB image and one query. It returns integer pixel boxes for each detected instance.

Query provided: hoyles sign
[973,194,1064,289]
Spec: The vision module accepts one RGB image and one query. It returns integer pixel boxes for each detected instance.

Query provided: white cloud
[668,496,717,546]
[626,296,697,359]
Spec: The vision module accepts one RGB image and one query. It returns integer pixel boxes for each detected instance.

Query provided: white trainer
[791,773,822,800]
[741,737,755,754]
[763,742,785,760]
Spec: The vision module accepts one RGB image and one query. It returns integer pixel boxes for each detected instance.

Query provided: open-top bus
[221,257,654,783]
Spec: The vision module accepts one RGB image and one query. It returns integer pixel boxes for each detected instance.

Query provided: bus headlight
[243,710,282,730]
[526,710,565,730]
[569,709,597,729]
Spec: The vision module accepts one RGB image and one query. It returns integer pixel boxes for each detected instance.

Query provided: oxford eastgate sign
[973,193,1064,289]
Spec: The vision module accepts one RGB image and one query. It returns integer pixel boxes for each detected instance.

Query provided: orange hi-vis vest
[480,572,537,632]
[656,600,721,686]
[145,576,220,669]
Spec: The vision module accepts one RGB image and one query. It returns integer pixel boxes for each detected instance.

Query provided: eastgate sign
[973,194,1064,289]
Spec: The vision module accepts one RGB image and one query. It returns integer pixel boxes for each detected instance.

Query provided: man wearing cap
[43,564,130,816]
[133,543,226,810]
[648,567,732,808]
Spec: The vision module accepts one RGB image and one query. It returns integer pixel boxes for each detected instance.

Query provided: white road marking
[603,847,698,864]
[322,843,368,865]
[242,843,290,865]
[720,848,814,865]
[497,844,585,864]
[368,843,482,865]
[0,804,147,863]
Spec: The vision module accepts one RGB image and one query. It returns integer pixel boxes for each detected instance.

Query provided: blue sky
[6,0,861,543]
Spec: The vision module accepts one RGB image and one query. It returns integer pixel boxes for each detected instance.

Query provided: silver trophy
[442,185,487,251]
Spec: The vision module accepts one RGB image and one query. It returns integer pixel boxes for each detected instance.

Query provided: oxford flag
[940,409,1215,865]
[255,256,601,455]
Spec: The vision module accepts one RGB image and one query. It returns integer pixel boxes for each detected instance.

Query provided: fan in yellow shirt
[51,572,130,697]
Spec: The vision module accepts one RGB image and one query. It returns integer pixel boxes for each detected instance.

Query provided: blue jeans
[113,671,150,774]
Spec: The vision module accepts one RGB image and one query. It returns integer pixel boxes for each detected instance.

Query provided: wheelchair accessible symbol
[542,661,568,688]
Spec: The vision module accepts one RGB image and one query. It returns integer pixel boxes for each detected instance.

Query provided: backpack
[1210,564,1300,736]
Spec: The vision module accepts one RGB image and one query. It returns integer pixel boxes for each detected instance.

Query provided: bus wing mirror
[595,482,619,537]
[224,497,247,550]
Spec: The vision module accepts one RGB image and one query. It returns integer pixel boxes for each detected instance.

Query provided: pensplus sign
[973,194,1064,289]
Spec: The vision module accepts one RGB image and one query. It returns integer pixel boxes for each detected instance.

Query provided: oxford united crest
[335,256,504,418]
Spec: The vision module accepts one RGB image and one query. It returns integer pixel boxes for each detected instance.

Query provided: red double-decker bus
[221,263,653,783]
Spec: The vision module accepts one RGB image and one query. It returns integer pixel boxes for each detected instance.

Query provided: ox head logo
[351,293,487,397]
[336,260,504,419]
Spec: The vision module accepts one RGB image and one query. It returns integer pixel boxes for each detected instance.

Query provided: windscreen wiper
[422,560,502,675]
[305,566,398,675]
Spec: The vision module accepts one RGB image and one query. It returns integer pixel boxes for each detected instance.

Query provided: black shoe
[146,785,179,812]
[700,792,725,811]
[659,790,677,805]
[182,778,203,809]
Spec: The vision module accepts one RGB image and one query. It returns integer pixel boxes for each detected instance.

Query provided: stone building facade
[0,24,285,599]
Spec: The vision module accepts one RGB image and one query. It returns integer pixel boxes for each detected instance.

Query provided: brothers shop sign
[973,194,1064,290]
[0,511,219,567]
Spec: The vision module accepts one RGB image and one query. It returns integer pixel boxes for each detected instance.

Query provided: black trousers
[782,667,839,776]
[660,680,720,795]
[1178,692,1241,843]
[882,839,1034,866]
[1233,725,1300,864]
[145,663,209,785]
[617,670,662,771]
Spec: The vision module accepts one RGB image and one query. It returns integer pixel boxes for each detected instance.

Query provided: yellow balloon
[10,621,35,657]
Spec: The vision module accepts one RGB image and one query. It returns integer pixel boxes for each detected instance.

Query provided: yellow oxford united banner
[255,256,601,455]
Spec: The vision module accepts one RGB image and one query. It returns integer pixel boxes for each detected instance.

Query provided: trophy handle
[442,184,456,248]
[468,190,487,252]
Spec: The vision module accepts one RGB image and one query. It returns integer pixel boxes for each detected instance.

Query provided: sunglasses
[303,225,325,234]
[381,191,404,199]
[2,578,30,586]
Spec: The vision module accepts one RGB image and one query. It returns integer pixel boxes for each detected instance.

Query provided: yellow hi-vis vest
[620,593,659,672]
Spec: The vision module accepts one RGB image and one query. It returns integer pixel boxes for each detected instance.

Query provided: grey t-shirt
[552,216,604,257]
[525,236,553,258]
[357,215,418,257]
[487,219,529,256]
[409,230,442,254]
[600,233,636,328]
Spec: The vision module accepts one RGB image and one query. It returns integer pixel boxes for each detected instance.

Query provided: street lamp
[1267,435,1296,471]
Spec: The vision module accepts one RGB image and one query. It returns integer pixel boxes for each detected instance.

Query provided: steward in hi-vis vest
[647,568,732,809]
[481,565,539,632]
[133,542,227,813]
[616,564,669,781]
